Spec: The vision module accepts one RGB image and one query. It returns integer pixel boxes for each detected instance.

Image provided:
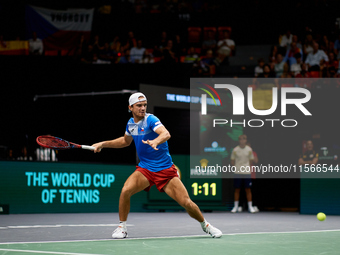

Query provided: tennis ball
[317,212,326,221]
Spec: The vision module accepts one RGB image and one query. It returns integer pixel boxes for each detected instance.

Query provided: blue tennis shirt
[125,113,173,172]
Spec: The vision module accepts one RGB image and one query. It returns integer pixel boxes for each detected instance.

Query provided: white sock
[200,219,208,229]
[234,201,239,208]
[119,221,126,228]
[248,201,253,208]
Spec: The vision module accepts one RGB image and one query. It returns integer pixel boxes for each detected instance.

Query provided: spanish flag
[0,41,29,55]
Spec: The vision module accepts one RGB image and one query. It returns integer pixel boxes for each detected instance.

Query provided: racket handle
[81,145,96,151]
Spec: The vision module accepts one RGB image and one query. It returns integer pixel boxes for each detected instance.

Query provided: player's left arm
[142,125,170,150]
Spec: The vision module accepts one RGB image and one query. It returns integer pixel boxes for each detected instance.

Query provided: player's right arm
[92,134,133,153]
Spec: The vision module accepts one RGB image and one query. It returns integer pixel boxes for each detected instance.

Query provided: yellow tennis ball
[317,212,326,221]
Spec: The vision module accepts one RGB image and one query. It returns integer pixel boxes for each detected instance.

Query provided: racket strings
[38,137,69,148]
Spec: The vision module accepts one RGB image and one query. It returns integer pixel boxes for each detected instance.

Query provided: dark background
[1,1,340,45]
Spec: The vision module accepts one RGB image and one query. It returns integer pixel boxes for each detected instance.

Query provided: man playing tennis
[92,92,222,239]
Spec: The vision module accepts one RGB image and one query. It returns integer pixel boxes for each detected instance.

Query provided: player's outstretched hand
[91,143,103,153]
[142,139,158,150]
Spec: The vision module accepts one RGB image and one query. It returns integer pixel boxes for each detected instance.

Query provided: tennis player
[92,92,222,239]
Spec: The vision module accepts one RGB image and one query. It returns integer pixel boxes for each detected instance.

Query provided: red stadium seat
[61,50,70,56]
[194,48,201,54]
[146,48,154,54]
[188,27,202,43]
[153,57,162,63]
[203,27,216,41]
[310,71,320,78]
[218,26,232,40]
[44,50,58,56]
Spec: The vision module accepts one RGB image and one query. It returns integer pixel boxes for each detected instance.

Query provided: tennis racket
[36,135,95,151]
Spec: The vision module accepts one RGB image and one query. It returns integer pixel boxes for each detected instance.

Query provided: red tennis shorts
[135,164,179,192]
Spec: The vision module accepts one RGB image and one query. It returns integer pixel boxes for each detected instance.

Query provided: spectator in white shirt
[217,30,235,57]
[305,42,329,71]
[254,58,265,77]
[290,53,302,76]
[130,40,146,63]
[28,32,43,55]
[280,30,293,48]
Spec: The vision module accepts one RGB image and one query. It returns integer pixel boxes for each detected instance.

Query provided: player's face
[306,141,313,150]
[239,137,247,146]
[130,101,147,119]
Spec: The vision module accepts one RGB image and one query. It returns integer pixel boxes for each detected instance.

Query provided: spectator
[184,47,200,63]
[327,40,335,56]
[290,53,302,77]
[325,52,338,77]
[123,31,137,50]
[117,49,131,64]
[254,58,265,77]
[305,41,329,71]
[279,29,292,48]
[154,31,168,57]
[80,44,95,63]
[274,53,288,77]
[158,31,168,49]
[99,42,115,62]
[110,36,122,54]
[75,34,88,59]
[258,64,275,78]
[130,40,146,63]
[298,140,318,166]
[199,49,215,76]
[284,42,303,66]
[142,49,154,63]
[334,34,340,58]
[269,45,278,63]
[319,35,329,53]
[173,34,185,57]
[291,35,302,52]
[92,53,111,64]
[202,31,217,53]
[161,40,176,64]
[303,34,314,57]
[92,35,104,54]
[28,32,43,55]
[295,63,311,81]
[217,30,235,57]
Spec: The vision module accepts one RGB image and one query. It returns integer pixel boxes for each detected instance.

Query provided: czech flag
[25,5,94,51]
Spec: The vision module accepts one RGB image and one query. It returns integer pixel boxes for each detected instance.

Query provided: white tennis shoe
[231,206,238,213]
[249,206,256,213]
[112,226,128,239]
[203,222,222,238]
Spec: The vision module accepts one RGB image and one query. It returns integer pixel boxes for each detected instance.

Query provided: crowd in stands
[254,28,340,81]
[2,22,340,83]
[71,27,235,78]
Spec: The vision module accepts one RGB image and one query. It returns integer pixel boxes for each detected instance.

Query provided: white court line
[0,248,104,255]
[0,229,340,245]
[0,224,134,230]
